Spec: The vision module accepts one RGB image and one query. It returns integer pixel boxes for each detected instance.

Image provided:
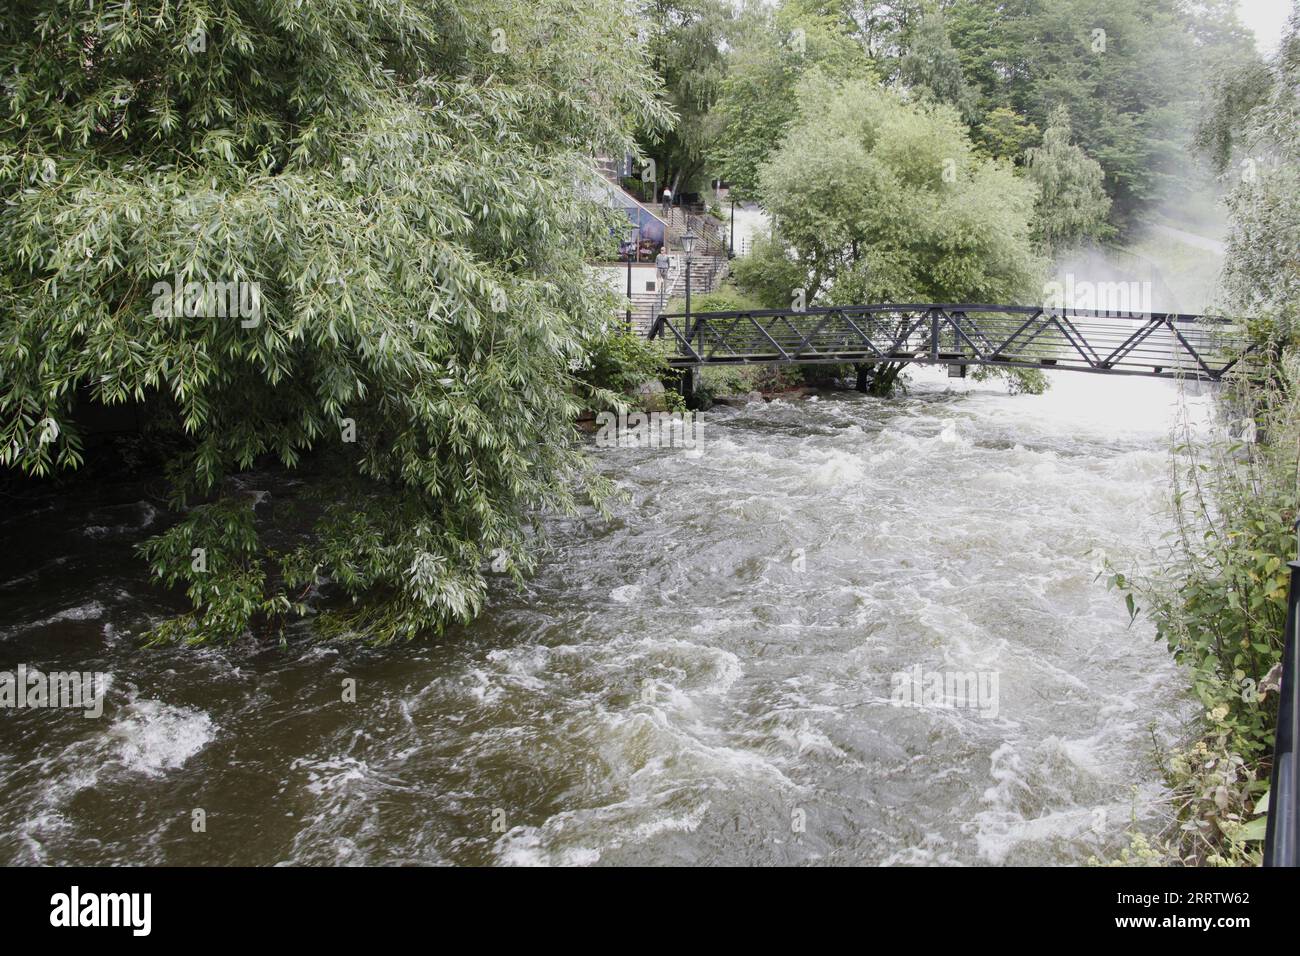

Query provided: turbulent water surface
[0,369,1205,865]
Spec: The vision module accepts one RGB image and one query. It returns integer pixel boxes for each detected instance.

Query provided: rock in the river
[713,390,766,407]
[633,379,670,412]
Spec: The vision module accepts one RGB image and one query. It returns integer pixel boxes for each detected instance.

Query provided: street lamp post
[729,192,736,258]
[626,224,638,331]
[682,228,697,346]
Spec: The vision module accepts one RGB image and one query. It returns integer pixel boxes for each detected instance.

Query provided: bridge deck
[647,304,1253,382]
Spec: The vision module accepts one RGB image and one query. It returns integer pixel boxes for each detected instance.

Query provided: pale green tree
[739,74,1045,394]
[975,107,1040,163]
[946,0,1254,224]
[1024,106,1112,254]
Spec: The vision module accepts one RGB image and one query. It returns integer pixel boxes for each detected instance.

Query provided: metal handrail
[1264,555,1300,865]
[646,303,1252,382]
[653,258,683,324]
[685,213,728,258]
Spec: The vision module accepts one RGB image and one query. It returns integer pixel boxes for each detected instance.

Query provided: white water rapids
[0,366,1209,865]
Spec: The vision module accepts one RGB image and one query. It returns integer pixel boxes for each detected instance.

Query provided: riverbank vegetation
[1108,7,1300,865]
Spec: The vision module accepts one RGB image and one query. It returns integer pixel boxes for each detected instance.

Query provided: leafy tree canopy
[709,0,875,198]
[975,106,1040,162]
[748,73,1044,307]
[898,10,977,122]
[0,0,669,643]
[945,0,1257,224]
[1025,105,1112,254]
[636,0,736,197]
[1212,5,1300,340]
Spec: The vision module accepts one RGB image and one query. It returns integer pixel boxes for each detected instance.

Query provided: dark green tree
[0,0,669,643]
[899,10,977,121]
[945,0,1257,224]
[637,0,735,199]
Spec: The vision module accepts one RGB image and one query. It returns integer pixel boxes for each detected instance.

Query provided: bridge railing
[648,303,1252,382]
[1266,553,1300,866]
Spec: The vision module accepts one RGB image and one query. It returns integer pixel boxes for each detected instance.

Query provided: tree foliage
[737,74,1045,393]
[712,0,1260,230]
[974,107,1039,163]
[945,0,1257,223]
[752,75,1042,305]
[709,0,874,198]
[898,10,977,122]
[636,0,734,196]
[1024,106,1112,254]
[1211,4,1300,341]
[0,0,669,643]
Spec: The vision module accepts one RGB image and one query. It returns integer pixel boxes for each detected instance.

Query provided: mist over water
[1051,201,1228,317]
[0,367,1211,865]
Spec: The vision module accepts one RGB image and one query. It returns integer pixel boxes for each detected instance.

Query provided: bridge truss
[647,304,1253,382]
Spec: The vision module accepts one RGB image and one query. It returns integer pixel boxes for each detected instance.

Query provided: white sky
[1238,0,1294,56]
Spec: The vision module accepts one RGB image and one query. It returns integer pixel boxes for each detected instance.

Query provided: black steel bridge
[647,303,1253,383]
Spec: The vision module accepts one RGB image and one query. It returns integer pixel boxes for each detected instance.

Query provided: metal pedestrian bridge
[647,303,1253,382]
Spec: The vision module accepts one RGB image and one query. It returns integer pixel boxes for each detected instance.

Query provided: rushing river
[0,368,1207,866]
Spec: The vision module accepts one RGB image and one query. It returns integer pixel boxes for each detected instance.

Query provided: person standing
[654,246,671,313]
[661,185,673,218]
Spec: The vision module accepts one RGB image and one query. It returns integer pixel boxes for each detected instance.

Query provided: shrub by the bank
[1103,11,1300,865]
[1109,363,1298,864]
[572,324,682,412]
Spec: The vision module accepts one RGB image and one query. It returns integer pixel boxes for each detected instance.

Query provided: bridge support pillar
[672,366,703,405]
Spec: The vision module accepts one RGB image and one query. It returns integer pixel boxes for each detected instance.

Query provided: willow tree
[0,0,669,643]
[736,74,1044,395]
[1024,106,1112,254]
[1210,7,1300,342]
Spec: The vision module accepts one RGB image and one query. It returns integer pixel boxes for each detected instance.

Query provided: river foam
[0,366,1204,865]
